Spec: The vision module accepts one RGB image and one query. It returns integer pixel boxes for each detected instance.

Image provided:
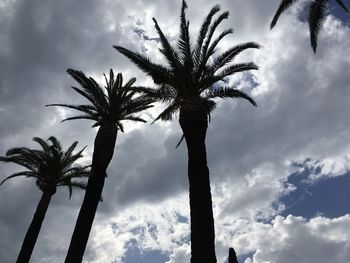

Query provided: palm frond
[33,137,50,153]
[114,46,174,85]
[62,141,78,163]
[204,87,257,106]
[115,72,123,89]
[175,134,185,148]
[132,85,177,103]
[153,103,179,123]
[335,0,349,12]
[47,136,62,152]
[0,171,37,185]
[210,42,261,73]
[309,0,327,52]
[215,62,259,79]
[178,0,193,69]
[201,99,217,116]
[46,103,97,117]
[116,122,124,132]
[61,115,98,123]
[196,10,230,80]
[200,11,229,63]
[123,116,147,123]
[64,181,87,199]
[1,148,42,171]
[203,29,234,67]
[124,77,137,88]
[62,146,87,168]
[270,0,300,29]
[193,5,221,67]
[151,18,180,71]
[67,69,109,111]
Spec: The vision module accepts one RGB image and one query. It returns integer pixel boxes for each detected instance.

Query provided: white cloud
[239,214,350,263]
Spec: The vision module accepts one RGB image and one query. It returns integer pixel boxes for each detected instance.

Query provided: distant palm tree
[47,69,153,263]
[0,136,89,263]
[114,1,258,262]
[270,0,349,52]
[228,247,239,263]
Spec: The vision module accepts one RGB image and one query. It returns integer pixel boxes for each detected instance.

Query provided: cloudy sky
[1,0,350,262]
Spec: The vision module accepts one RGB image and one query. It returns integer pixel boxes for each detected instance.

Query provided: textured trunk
[65,124,118,263]
[179,107,216,263]
[16,191,53,263]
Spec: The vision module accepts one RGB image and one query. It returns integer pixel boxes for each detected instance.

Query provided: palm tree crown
[1,136,89,263]
[47,68,154,131]
[271,0,349,52]
[114,0,258,122]
[0,136,89,196]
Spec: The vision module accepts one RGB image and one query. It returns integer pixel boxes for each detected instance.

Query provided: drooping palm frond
[68,69,109,113]
[271,0,349,52]
[270,0,300,29]
[215,62,259,80]
[0,171,38,185]
[0,137,89,196]
[33,137,50,153]
[203,87,257,106]
[309,0,327,52]
[153,102,181,123]
[114,48,174,86]
[47,69,154,130]
[209,42,261,74]
[335,0,349,12]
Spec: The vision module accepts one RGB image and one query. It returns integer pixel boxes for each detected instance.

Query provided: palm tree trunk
[179,108,217,263]
[65,124,118,263]
[16,191,53,263]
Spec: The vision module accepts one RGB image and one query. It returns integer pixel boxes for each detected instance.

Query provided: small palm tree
[114,1,259,262]
[228,247,239,263]
[0,136,89,263]
[47,68,153,263]
[271,0,349,52]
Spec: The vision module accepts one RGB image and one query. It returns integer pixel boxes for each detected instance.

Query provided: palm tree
[270,0,349,52]
[0,136,89,263]
[114,1,259,262]
[47,68,153,263]
[228,247,239,263]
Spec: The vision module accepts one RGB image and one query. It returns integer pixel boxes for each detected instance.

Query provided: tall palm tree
[114,1,259,262]
[270,0,349,52]
[47,68,153,263]
[0,136,89,263]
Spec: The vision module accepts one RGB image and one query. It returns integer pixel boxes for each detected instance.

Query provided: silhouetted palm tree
[47,69,153,263]
[228,247,239,263]
[271,0,349,52]
[0,136,89,263]
[114,1,258,262]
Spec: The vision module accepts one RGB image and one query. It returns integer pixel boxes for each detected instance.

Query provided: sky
[0,0,350,262]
